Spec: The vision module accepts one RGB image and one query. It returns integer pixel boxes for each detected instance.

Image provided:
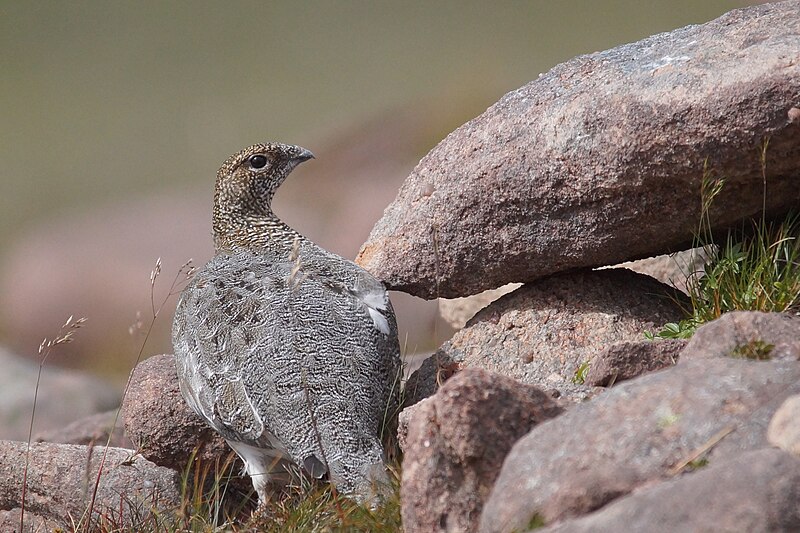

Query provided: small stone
[0,440,180,529]
[681,311,800,362]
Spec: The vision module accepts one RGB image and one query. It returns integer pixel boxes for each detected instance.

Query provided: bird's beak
[294,148,315,162]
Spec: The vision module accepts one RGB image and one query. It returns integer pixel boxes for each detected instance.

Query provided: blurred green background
[0,1,750,379]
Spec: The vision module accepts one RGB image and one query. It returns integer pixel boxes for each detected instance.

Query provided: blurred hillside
[0,1,749,379]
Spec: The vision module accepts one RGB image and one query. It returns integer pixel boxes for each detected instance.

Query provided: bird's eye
[249,155,268,169]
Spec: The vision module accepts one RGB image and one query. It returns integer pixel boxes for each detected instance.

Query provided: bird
[172,142,402,506]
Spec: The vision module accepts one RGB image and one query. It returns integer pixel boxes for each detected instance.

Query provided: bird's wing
[173,258,274,444]
[294,245,398,337]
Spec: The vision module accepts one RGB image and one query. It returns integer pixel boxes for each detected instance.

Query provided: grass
[96,456,403,532]
[250,466,403,533]
[649,214,800,339]
[649,152,800,340]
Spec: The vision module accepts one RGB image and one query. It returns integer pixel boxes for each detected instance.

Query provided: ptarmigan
[172,142,401,505]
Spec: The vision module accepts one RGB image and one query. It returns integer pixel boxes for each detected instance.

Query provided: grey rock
[681,310,800,362]
[585,339,685,387]
[479,357,800,532]
[122,354,232,471]
[768,394,800,457]
[411,269,683,401]
[402,369,562,533]
[539,449,800,533]
[0,346,120,441]
[35,409,132,449]
[0,440,180,529]
[357,1,800,299]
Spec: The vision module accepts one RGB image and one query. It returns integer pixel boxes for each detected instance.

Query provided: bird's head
[216,142,314,207]
[213,142,314,251]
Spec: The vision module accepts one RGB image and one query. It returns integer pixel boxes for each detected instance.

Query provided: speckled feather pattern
[172,143,401,503]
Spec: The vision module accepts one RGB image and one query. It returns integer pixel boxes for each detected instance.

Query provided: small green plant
[731,339,774,361]
[683,213,800,327]
[645,320,695,340]
[572,361,590,385]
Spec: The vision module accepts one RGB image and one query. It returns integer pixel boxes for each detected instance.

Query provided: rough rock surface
[539,449,800,533]
[584,339,686,387]
[122,354,232,471]
[769,394,800,457]
[0,346,120,441]
[357,1,800,299]
[479,357,800,532]
[0,440,180,529]
[402,369,562,533]
[410,269,683,401]
[402,351,460,408]
[35,409,132,449]
[0,508,57,533]
[681,310,800,361]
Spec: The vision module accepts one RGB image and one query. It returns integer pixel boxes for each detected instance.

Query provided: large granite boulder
[406,269,683,403]
[538,449,800,533]
[357,1,800,298]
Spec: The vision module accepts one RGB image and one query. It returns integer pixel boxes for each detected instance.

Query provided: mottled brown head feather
[212,142,314,253]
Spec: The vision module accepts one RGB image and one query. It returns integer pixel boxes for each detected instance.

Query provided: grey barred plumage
[172,142,401,505]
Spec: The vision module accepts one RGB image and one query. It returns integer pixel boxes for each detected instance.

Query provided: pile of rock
[357,1,800,531]
[4,1,799,531]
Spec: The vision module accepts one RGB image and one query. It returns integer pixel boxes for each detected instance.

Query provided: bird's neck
[212,187,307,256]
